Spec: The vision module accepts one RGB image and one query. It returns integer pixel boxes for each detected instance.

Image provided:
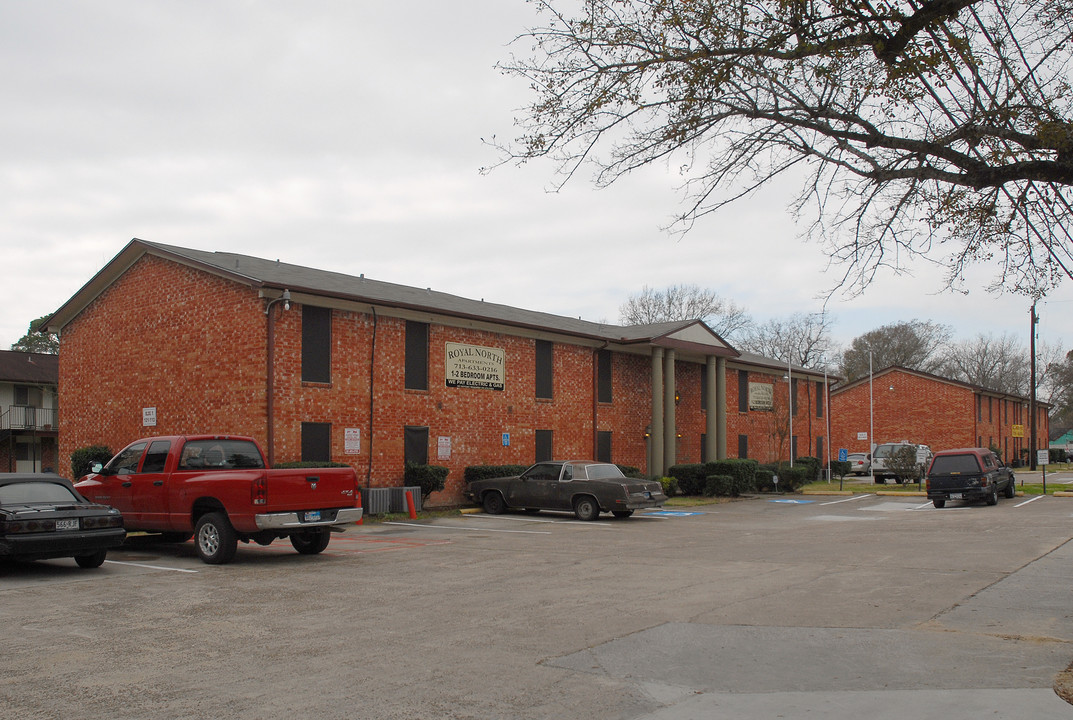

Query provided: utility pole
[1030,302,1038,471]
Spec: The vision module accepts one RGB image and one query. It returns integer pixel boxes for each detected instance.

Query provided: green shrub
[794,456,821,483]
[668,463,707,495]
[706,458,759,493]
[71,445,114,479]
[617,464,644,478]
[830,460,852,480]
[404,462,449,499]
[756,463,779,492]
[704,474,740,497]
[659,476,680,497]
[464,465,529,484]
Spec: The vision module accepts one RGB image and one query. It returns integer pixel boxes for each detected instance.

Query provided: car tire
[482,491,506,515]
[573,496,600,521]
[290,529,331,555]
[932,499,946,509]
[611,510,633,519]
[1004,479,1016,499]
[987,485,999,506]
[74,549,107,568]
[195,512,238,565]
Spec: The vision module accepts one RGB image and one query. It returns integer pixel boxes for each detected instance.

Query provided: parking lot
[4,489,1073,719]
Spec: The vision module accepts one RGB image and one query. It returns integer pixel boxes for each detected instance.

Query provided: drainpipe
[367,306,378,488]
[264,290,291,467]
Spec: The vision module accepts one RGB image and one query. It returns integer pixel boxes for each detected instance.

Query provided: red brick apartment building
[830,366,1049,465]
[45,239,832,505]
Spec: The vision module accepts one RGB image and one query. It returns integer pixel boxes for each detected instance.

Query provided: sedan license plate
[303,510,321,522]
[949,493,963,500]
[55,518,80,531]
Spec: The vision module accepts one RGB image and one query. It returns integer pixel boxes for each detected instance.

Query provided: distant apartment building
[0,350,59,473]
[830,366,1049,466]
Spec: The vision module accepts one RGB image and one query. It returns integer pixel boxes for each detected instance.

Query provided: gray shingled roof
[50,239,841,375]
[0,350,58,384]
[140,240,724,347]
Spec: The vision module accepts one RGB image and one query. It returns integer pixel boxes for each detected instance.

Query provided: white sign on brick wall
[345,428,361,455]
[142,407,157,427]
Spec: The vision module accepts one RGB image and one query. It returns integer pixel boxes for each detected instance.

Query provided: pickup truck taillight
[252,476,268,506]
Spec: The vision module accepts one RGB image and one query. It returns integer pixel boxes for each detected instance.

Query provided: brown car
[463,461,666,520]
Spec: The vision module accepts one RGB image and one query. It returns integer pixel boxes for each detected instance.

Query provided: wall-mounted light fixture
[264,289,291,315]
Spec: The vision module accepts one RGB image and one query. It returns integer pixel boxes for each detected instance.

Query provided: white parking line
[1015,495,1046,508]
[105,560,199,573]
[385,521,551,535]
[820,494,874,506]
[466,514,617,528]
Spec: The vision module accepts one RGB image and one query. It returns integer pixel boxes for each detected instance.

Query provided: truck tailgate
[264,468,358,511]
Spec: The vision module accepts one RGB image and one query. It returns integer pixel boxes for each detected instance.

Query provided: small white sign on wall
[438,436,451,460]
[345,428,361,455]
[143,407,157,427]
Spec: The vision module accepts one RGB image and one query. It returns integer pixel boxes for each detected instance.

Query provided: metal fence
[1,405,58,431]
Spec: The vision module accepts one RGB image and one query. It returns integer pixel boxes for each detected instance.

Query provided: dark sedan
[0,474,125,568]
[464,461,667,520]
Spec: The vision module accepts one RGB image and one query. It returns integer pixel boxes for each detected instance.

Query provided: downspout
[592,342,608,459]
[266,305,276,467]
[264,290,290,467]
[367,306,378,489]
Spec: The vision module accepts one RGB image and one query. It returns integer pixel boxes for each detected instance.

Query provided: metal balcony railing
[1,405,58,431]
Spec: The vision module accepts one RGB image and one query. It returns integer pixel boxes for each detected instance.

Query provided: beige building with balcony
[0,350,59,473]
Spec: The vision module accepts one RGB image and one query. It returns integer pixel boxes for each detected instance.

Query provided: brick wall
[58,255,831,504]
[830,368,1049,464]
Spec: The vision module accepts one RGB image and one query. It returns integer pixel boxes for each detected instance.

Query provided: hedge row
[669,459,760,496]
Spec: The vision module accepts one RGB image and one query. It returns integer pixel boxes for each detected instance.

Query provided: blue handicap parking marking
[769,499,815,505]
[645,510,704,517]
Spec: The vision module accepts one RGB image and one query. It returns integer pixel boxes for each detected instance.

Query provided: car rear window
[0,481,80,505]
[930,454,982,474]
[586,464,626,480]
[178,440,265,470]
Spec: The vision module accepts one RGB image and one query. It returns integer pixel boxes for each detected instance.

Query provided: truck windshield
[178,440,265,470]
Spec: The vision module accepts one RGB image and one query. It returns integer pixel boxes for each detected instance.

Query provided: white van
[871,442,933,484]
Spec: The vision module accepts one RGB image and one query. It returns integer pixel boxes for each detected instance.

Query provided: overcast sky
[2,1,1068,357]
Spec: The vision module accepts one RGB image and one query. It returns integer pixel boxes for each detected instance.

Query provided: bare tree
[736,312,835,368]
[839,320,952,382]
[494,1,1073,300]
[619,284,751,339]
[937,333,1029,395]
[1046,349,1073,429]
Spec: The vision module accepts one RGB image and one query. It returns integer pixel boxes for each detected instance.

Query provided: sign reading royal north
[445,342,506,391]
[748,382,774,411]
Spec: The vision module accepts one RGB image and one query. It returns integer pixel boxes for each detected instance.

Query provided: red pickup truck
[77,435,362,564]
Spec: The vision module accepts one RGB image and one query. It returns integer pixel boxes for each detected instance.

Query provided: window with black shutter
[535,340,553,400]
[405,321,429,391]
[301,422,331,462]
[301,306,332,383]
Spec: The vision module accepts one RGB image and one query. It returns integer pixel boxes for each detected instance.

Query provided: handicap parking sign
[838,448,848,462]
